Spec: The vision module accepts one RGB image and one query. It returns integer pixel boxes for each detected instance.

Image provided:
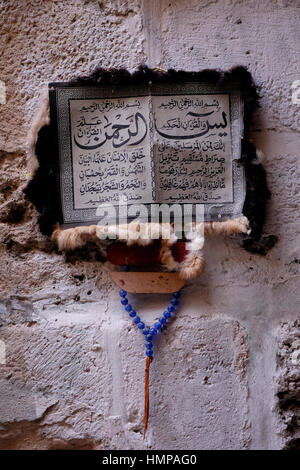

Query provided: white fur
[51,217,250,280]
[26,86,50,173]
[255,149,265,165]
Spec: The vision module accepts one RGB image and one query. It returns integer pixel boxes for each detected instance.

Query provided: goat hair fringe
[24,65,271,264]
[50,216,249,280]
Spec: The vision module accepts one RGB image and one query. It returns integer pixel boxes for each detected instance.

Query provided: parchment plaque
[49,81,245,226]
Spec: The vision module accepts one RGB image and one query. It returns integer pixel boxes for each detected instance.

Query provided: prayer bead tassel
[144,355,151,438]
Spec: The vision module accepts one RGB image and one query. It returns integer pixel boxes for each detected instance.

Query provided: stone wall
[0,0,299,449]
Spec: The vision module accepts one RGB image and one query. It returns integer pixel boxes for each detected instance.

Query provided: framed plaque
[49,79,244,227]
[26,66,269,243]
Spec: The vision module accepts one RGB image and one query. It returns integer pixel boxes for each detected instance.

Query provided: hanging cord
[144,355,152,438]
[119,266,181,437]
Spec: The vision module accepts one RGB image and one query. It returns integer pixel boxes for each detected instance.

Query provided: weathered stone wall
[0,0,299,449]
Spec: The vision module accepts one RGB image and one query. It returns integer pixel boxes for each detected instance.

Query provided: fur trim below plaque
[25,65,271,278]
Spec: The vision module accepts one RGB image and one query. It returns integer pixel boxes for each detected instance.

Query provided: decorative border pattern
[25,66,269,245]
[52,82,245,225]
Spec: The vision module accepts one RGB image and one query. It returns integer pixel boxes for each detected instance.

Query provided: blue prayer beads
[120,285,181,358]
[129,311,136,318]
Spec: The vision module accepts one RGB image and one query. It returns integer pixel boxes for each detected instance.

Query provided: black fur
[24,65,271,252]
[24,124,62,236]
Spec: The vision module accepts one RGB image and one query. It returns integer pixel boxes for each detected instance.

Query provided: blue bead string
[119,266,181,359]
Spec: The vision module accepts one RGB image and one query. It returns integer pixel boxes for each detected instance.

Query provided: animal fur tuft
[179,252,205,280]
[24,65,270,254]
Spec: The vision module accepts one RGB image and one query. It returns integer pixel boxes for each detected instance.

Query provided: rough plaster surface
[0,0,299,449]
[0,316,249,449]
[275,320,300,449]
